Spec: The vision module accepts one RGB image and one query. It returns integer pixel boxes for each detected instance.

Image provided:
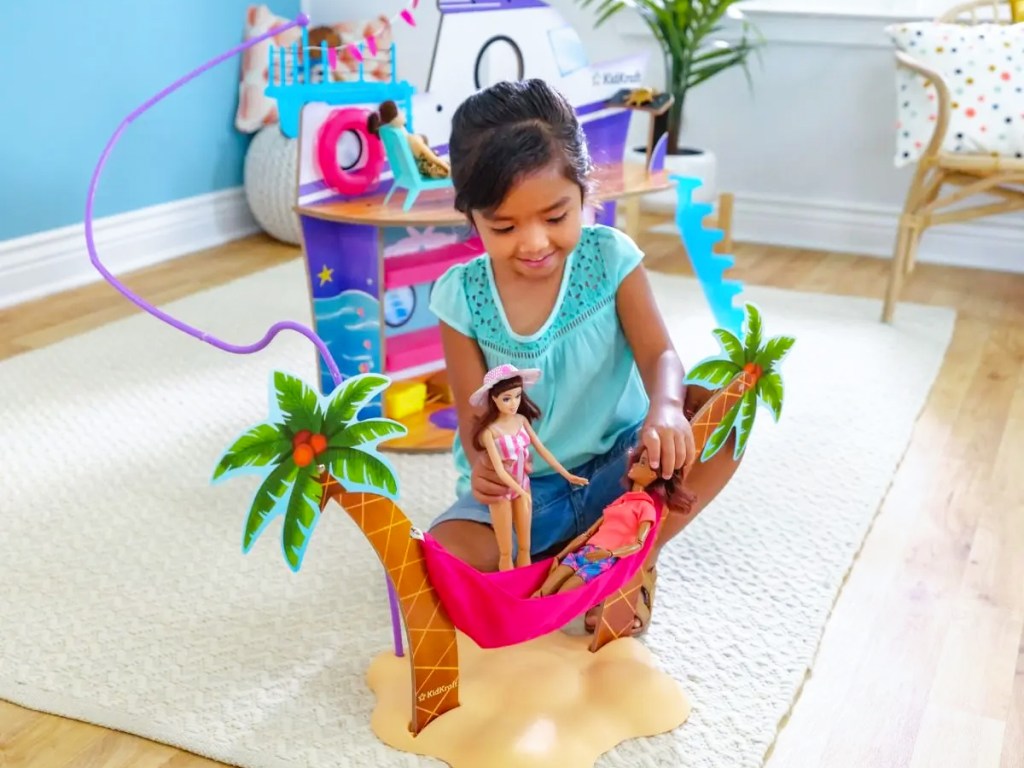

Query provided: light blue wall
[0,0,301,241]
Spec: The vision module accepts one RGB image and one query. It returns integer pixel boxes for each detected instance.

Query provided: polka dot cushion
[885,22,1024,167]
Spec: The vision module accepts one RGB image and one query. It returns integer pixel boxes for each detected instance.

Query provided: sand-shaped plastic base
[367,629,691,767]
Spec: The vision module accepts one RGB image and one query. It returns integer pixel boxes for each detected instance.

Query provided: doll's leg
[428,473,575,571]
[513,492,532,568]
[490,498,515,572]
[531,563,575,597]
[555,574,585,593]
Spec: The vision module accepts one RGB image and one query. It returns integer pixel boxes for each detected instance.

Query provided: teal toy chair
[378,126,453,211]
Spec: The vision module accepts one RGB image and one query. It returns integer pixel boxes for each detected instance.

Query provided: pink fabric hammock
[419,497,664,649]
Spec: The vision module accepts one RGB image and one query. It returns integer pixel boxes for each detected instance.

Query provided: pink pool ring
[316,107,384,196]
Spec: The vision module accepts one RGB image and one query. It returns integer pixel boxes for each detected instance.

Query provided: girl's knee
[429,520,500,572]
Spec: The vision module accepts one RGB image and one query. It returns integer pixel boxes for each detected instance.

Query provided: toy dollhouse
[267,1,676,449]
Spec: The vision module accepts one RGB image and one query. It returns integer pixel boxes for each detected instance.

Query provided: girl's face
[471,163,583,281]
[492,386,523,416]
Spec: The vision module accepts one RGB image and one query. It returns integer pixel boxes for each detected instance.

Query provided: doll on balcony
[367,100,451,180]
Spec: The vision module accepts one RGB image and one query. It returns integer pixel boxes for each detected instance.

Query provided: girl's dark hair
[624,445,696,516]
[448,78,593,214]
[367,100,399,135]
[470,375,542,452]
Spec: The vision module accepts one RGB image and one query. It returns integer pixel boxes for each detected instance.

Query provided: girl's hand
[472,452,534,505]
[565,473,589,487]
[642,402,697,479]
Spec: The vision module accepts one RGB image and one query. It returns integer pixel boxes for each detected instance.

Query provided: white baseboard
[649,193,1024,275]
[0,188,260,310]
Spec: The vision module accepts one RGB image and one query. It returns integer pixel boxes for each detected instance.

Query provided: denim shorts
[428,424,642,557]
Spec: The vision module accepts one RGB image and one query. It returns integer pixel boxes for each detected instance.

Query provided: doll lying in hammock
[532,445,695,597]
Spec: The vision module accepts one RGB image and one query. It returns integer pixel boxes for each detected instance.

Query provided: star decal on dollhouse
[317,265,334,285]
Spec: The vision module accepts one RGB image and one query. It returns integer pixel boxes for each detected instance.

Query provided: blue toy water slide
[671,175,746,339]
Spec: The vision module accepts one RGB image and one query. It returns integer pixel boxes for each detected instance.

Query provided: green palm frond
[754,335,796,373]
[274,371,323,436]
[701,396,741,462]
[215,369,405,572]
[685,358,742,389]
[330,418,408,450]
[732,389,758,458]
[323,373,391,438]
[741,303,763,362]
[242,459,300,553]
[755,371,784,422]
[281,465,325,572]
[211,423,292,482]
[321,446,400,498]
[712,328,747,366]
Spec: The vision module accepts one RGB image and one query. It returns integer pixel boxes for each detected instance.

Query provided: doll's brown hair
[470,375,542,452]
[367,100,399,135]
[624,444,696,515]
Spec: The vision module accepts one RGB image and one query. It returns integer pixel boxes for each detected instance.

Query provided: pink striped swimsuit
[492,424,532,500]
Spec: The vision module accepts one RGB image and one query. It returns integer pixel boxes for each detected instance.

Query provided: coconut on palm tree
[212,370,408,570]
[212,371,461,734]
[685,303,795,461]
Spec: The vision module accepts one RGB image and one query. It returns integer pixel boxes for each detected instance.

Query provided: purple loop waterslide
[83,13,406,659]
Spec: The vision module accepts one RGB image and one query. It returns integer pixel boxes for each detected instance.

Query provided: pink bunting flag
[400,8,416,26]
[367,34,377,56]
[327,47,337,68]
[348,43,363,62]
[412,0,419,7]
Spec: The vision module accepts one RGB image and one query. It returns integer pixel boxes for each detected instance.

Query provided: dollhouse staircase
[671,175,746,338]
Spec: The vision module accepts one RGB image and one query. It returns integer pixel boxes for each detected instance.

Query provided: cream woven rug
[0,257,954,768]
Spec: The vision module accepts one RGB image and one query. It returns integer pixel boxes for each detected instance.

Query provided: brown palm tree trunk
[319,473,460,735]
[590,373,756,651]
[689,370,757,455]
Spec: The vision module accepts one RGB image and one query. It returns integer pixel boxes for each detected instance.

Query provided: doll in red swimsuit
[470,364,588,571]
[532,445,692,596]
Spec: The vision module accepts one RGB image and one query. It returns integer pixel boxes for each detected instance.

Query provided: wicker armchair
[882,0,1024,322]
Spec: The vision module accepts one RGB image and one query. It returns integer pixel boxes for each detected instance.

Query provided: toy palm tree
[212,371,460,734]
[591,303,794,649]
[685,302,794,461]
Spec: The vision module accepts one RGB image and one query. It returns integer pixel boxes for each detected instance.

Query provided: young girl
[427,78,741,634]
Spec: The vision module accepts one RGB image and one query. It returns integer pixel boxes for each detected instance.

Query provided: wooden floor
[1,221,1022,767]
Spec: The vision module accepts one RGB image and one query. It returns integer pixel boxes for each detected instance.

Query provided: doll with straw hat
[469,364,589,571]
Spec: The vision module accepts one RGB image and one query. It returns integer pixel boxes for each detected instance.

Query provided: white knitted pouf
[243,125,301,244]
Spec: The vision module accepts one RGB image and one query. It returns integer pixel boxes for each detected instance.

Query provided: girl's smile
[472,165,583,281]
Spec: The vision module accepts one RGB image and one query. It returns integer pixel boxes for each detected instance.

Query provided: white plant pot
[630,145,717,214]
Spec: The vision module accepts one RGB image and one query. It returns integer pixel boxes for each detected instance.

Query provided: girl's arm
[480,430,529,499]
[439,322,488,464]
[520,419,588,485]
[615,264,697,477]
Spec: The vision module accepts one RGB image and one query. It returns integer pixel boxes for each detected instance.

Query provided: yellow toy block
[385,380,428,420]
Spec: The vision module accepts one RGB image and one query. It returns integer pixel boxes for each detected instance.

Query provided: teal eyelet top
[429,224,650,495]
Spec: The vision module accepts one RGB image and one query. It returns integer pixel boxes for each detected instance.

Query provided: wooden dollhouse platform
[296,162,673,226]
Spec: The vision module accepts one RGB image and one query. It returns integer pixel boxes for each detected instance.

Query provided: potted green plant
[576,0,760,210]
